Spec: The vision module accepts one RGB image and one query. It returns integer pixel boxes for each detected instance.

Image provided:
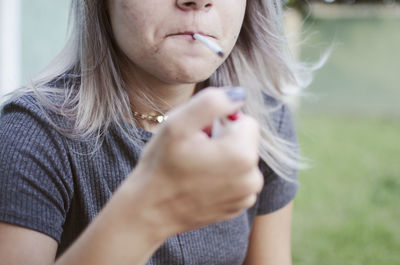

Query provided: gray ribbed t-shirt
[0,94,298,264]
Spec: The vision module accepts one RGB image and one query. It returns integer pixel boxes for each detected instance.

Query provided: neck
[128,78,197,115]
[123,67,205,132]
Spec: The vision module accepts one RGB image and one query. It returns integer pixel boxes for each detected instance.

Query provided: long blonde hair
[14,0,322,180]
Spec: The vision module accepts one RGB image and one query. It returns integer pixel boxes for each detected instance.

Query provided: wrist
[114,174,175,242]
[56,178,170,265]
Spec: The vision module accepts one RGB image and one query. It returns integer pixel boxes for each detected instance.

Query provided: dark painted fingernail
[226,87,247,102]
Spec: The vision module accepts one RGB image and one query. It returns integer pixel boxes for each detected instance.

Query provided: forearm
[55,181,169,265]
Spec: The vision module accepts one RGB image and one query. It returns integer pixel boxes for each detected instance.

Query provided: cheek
[110,1,158,59]
[221,1,247,52]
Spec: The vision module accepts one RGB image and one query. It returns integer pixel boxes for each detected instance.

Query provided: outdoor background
[289,2,400,265]
[1,0,399,264]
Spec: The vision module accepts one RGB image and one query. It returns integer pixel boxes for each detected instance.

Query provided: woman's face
[108,0,247,85]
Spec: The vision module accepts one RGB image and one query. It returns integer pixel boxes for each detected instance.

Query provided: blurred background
[286,1,400,264]
[0,0,399,264]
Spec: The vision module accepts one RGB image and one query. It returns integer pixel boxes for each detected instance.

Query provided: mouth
[166,31,216,39]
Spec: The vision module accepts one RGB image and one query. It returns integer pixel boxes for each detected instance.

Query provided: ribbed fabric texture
[0,94,298,264]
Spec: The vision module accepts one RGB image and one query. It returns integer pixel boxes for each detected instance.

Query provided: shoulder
[0,91,71,166]
[1,93,50,141]
[1,90,73,138]
[1,92,56,126]
[2,92,42,116]
[0,92,72,179]
[0,92,74,243]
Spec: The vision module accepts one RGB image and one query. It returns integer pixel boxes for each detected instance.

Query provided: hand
[126,87,263,236]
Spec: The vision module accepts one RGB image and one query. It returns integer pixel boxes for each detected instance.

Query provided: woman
[0,0,312,264]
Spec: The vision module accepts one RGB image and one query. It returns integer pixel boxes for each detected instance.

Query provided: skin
[0,1,294,264]
[108,0,246,129]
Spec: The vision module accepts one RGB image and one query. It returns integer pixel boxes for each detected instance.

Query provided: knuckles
[239,169,264,196]
[237,152,259,172]
[243,194,258,209]
[225,194,258,215]
[241,116,261,143]
[223,143,260,172]
[160,119,183,141]
[197,89,225,113]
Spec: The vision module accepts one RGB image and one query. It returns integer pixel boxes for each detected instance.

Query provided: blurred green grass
[292,15,400,265]
[293,115,400,265]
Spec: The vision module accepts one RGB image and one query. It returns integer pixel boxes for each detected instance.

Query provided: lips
[167,31,216,39]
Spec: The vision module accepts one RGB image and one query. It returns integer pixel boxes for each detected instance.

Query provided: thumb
[165,87,247,138]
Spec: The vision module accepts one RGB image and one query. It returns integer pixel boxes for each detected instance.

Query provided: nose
[176,0,213,11]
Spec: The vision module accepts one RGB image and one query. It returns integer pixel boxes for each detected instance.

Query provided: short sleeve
[256,104,299,215]
[0,96,74,243]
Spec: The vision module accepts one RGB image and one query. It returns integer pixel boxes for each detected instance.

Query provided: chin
[162,72,211,85]
[175,71,212,84]
[160,60,220,84]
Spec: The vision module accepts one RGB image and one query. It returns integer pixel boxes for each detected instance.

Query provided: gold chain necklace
[132,111,168,124]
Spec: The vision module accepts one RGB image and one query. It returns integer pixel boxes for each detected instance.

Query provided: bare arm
[55,182,170,265]
[0,183,170,265]
[243,201,294,265]
[0,223,58,265]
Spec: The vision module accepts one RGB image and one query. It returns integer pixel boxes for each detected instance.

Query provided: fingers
[235,194,258,210]
[211,167,264,211]
[223,171,263,216]
[228,167,264,199]
[163,87,246,138]
[221,195,259,219]
[211,114,261,170]
[222,114,261,148]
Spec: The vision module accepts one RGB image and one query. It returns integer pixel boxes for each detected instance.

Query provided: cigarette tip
[217,51,225,58]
